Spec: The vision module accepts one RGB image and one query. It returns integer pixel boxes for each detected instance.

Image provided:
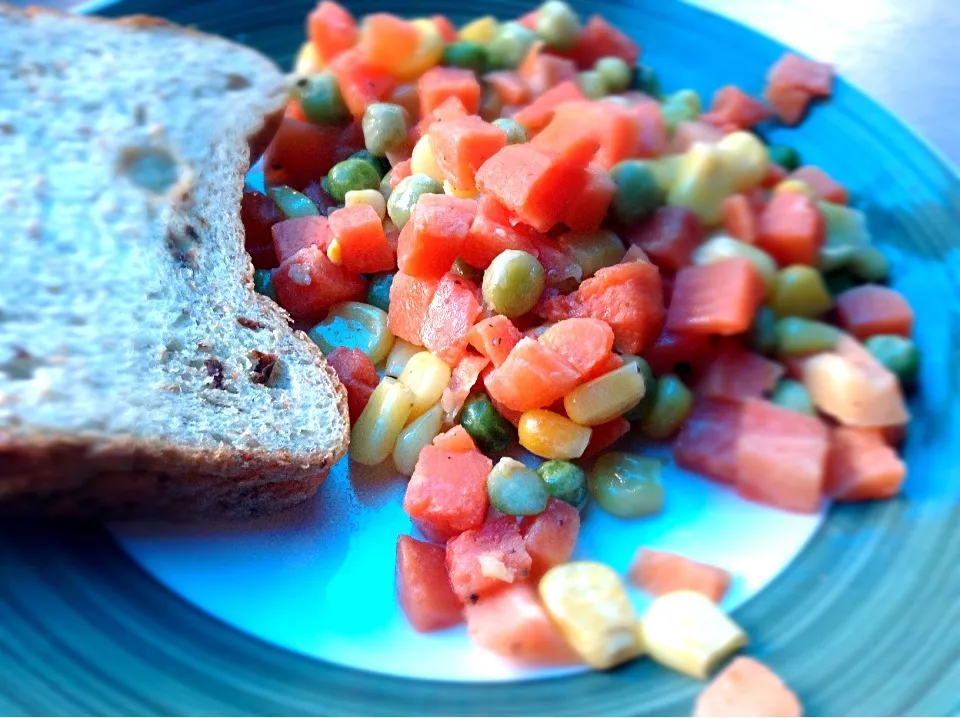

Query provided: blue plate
[2,0,959,714]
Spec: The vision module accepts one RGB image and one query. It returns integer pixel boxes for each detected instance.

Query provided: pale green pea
[595,57,632,93]
[770,379,816,415]
[774,317,841,357]
[639,374,693,439]
[589,452,664,519]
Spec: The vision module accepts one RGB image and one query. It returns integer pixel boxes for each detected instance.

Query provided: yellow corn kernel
[459,15,498,44]
[667,142,731,226]
[443,180,479,199]
[398,351,452,419]
[392,403,443,476]
[564,364,645,426]
[294,41,323,75]
[518,410,592,460]
[691,235,778,295]
[768,265,834,318]
[345,188,387,220]
[411,135,445,184]
[717,130,769,193]
[640,590,748,679]
[539,562,644,670]
[326,238,343,265]
[384,338,421,377]
[774,178,816,198]
[392,19,444,82]
[350,378,416,466]
[308,301,394,364]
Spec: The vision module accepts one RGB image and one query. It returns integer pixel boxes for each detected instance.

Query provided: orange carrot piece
[628,548,733,603]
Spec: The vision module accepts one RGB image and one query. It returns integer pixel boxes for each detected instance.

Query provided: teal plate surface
[2,0,960,714]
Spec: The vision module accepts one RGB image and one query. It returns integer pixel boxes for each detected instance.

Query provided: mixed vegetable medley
[244,1,918,710]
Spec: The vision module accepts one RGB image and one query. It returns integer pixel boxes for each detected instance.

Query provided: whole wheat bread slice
[0,5,349,518]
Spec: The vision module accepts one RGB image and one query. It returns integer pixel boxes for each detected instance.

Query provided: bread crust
[1,5,349,519]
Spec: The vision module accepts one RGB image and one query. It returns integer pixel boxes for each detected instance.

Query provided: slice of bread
[0,5,350,518]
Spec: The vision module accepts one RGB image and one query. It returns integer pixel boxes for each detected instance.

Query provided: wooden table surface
[16,0,960,166]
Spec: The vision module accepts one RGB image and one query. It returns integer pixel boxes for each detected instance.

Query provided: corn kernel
[717,131,769,193]
[774,179,816,198]
[564,364,645,426]
[558,230,626,279]
[411,135,445,184]
[768,265,834,318]
[384,338,421,377]
[351,378,415,466]
[459,15,498,44]
[667,142,731,226]
[392,19,444,82]
[326,238,343,265]
[539,562,644,669]
[443,180,479,199]
[518,409,592,460]
[345,189,387,220]
[294,41,323,75]
[691,235,778,295]
[398,351,452,419]
[640,590,748,679]
[392,403,443,476]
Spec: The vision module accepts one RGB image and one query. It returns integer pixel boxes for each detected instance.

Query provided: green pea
[770,379,816,415]
[610,160,666,224]
[622,356,657,421]
[595,56,633,93]
[492,118,528,145]
[823,269,861,296]
[450,257,484,285]
[351,150,388,179]
[537,460,588,509]
[267,185,319,218]
[253,269,277,302]
[482,250,546,318]
[768,266,834,319]
[379,168,394,201]
[361,104,409,158]
[386,174,444,229]
[817,202,870,272]
[297,73,349,126]
[589,452,664,519]
[865,334,920,387]
[774,317,841,357]
[487,21,537,70]
[849,246,890,282]
[633,64,662,98]
[661,89,701,133]
[366,273,394,313]
[639,374,693,439]
[487,458,550,516]
[577,70,607,100]
[747,306,778,356]
[326,159,381,203]
[767,144,800,171]
[461,394,515,453]
[442,41,489,73]
[557,230,625,278]
[535,0,581,51]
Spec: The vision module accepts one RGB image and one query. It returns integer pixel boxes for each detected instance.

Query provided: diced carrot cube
[756,190,825,266]
[722,193,761,244]
[578,352,624,384]
[325,347,379,422]
[835,285,914,340]
[673,398,743,485]
[432,14,457,43]
[440,353,490,424]
[396,535,463,633]
[307,0,358,63]
[582,416,631,457]
[484,71,532,107]
[538,318,615,379]
[826,426,907,501]
[329,47,396,118]
[446,517,532,603]
[701,85,771,131]
[560,163,616,232]
[624,206,704,272]
[735,398,829,513]
[628,548,732,603]
[666,120,725,154]
[359,13,420,69]
[767,52,834,96]
[519,498,580,577]
[698,342,784,400]
[264,118,364,190]
[518,42,578,97]
[463,195,541,269]
[667,258,766,336]
[432,425,478,453]
[422,273,483,366]
[563,14,640,69]
[327,204,394,273]
[271,216,334,264]
[695,656,802,717]
[764,83,812,126]
[643,327,715,375]
[788,166,849,205]
[475,143,587,233]
[484,337,581,412]
[512,81,586,132]
[430,116,507,190]
[391,158,412,188]
[272,246,367,323]
[531,111,602,165]
[388,271,439,346]
[397,194,479,278]
[466,315,523,367]
[419,67,481,116]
